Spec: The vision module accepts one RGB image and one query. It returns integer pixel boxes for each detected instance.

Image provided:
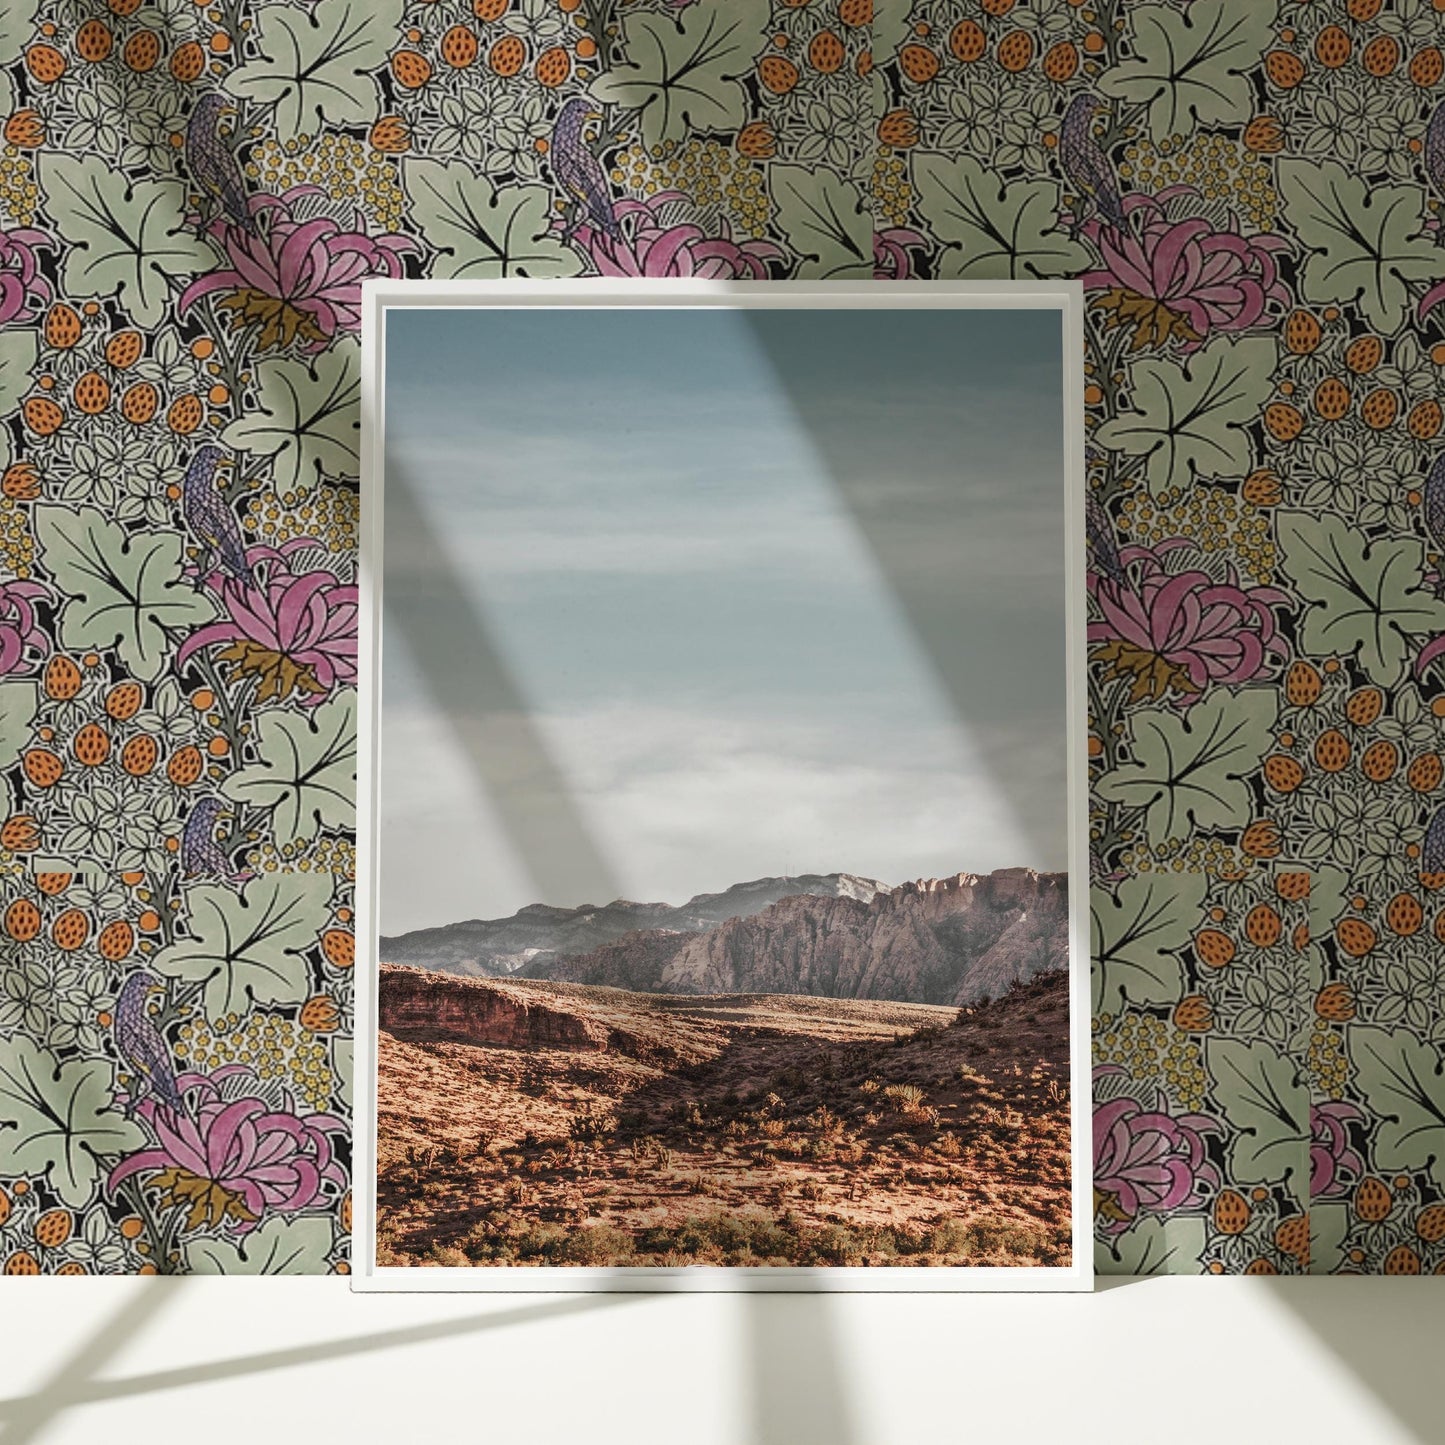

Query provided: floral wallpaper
[0,0,1442,1276]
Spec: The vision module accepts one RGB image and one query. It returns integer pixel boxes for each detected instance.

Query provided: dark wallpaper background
[0,0,1442,1275]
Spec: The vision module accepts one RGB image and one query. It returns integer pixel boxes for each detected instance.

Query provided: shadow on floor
[744,1293,859,1445]
[0,1284,639,1445]
[1270,1279,1445,1445]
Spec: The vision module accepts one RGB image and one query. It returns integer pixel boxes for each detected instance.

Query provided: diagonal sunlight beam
[0,1280,183,1444]
[380,461,622,914]
[0,1292,641,1423]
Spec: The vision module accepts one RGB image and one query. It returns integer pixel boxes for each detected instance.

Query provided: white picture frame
[354,279,1091,1292]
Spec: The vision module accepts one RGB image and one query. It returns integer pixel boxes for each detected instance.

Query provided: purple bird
[183,444,251,586]
[1423,803,1445,878]
[114,970,185,1117]
[551,97,621,241]
[1427,102,1445,247]
[1060,93,1127,235]
[186,92,255,234]
[182,796,250,883]
[1086,491,1124,583]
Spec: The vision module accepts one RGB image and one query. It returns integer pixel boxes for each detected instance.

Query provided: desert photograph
[372,302,1078,1271]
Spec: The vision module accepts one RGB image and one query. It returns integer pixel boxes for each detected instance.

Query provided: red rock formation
[655,868,1068,1004]
[380,965,609,1051]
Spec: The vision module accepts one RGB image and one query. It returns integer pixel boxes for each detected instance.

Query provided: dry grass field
[375,967,1072,1269]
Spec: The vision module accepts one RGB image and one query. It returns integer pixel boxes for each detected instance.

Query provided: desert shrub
[931,1131,962,1158]
[570,1109,616,1141]
[551,1225,635,1266]
[858,1078,881,1096]
[424,1245,471,1267]
[758,1118,786,1139]
[670,1100,704,1127]
[928,1216,1055,1263]
[882,1083,926,1114]
[806,1105,842,1138]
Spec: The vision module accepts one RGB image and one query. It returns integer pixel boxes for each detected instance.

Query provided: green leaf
[37,156,213,329]
[331,1035,353,1111]
[1097,1214,1207,1276]
[184,1215,335,1275]
[1092,870,1207,1015]
[230,0,403,141]
[1098,0,1276,141]
[589,4,759,152]
[912,154,1088,280]
[1206,1037,1308,1191]
[1095,689,1278,841]
[0,681,38,771]
[0,0,40,70]
[1350,1026,1445,1187]
[1276,512,1445,688]
[1279,160,1438,334]
[0,1040,143,1208]
[33,506,216,683]
[221,690,356,845]
[770,165,870,280]
[1310,1202,1351,1276]
[152,872,334,1018]
[0,330,37,425]
[401,161,582,281]
[1093,337,1275,495]
[220,342,361,494]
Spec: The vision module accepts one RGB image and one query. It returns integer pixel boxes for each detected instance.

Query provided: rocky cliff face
[379,872,888,978]
[536,868,1068,1005]
[380,965,609,1051]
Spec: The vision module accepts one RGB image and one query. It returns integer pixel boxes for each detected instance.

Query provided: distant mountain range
[380,868,1068,1006]
[378,873,888,979]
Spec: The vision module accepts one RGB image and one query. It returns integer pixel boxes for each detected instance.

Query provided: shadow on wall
[380,459,624,912]
[744,307,1071,875]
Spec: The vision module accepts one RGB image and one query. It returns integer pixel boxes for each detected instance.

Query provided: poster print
[355,281,1089,1290]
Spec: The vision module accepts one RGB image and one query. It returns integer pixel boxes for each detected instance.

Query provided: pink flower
[179,539,357,705]
[0,579,49,676]
[1312,1101,1364,1199]
[1083,187,1288,350]
[0,225,52,326]
[874,227,927,280]
[1094,1079,1220,1232]
[575,192,782,278]
[180,187,415,352]
[110,1066,345,1232]
[1089,543,1289,703]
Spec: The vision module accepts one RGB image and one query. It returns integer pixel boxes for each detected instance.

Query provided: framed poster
[354,280,1090,1291]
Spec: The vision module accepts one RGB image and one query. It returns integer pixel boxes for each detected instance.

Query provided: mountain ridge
[378,872,890,978]
[524,867,1068,1005]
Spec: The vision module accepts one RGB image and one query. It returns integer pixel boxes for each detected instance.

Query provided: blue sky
[379,305,1067,932]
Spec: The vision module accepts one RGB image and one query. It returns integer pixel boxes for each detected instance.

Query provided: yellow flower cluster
[176,1012,336,1111]
[614,139,770,239]
[0,148,37,227]
[1118,133,1277,231]
[0,499,34,579]
[1307,1021,1349,1100]
[245,836,355,878]
[244,483,359,554]
[1119,486,1276,584]
[1134,836,1249,878]
[871,150,913,229]
[1093,1011,1207,1111]
[246,134,405,232]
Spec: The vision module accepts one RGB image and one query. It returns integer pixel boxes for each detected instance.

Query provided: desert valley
[375,869,1073,1269]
